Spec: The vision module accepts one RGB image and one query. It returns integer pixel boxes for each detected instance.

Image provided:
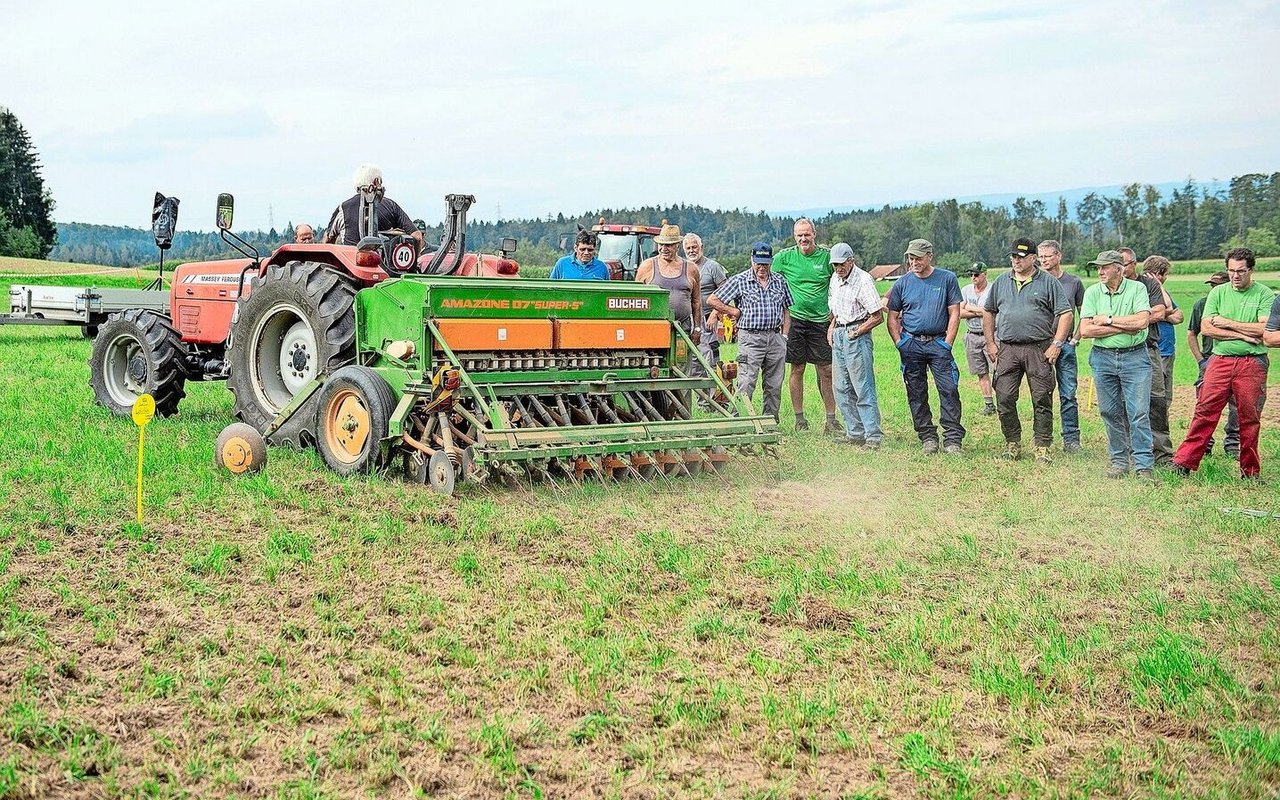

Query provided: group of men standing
[551,216,1280,481]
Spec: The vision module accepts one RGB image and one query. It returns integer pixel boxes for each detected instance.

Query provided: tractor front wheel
[316,365,395,475]
[88,309,187,416]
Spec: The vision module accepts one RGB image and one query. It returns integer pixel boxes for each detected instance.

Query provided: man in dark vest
[322,163,424,248]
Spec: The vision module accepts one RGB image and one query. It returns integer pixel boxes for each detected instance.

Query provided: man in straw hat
[636,221,701,342]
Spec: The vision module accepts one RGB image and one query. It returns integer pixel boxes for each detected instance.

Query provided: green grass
[1,265,1279,796]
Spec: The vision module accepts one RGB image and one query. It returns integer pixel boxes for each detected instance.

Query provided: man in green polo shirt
[1173,247,1275,479]
[1078,250,1155,482]
[772,218,837,433]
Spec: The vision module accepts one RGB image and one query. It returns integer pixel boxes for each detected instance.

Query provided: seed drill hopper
[271,276,781,493]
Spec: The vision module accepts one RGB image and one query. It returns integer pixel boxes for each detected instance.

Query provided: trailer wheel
[316,365,395,475]
[89,309,187,416]
[227,261,357,432]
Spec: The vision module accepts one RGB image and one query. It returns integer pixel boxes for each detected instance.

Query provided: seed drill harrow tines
[293,276,780,494]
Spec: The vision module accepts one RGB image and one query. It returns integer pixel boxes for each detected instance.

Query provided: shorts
[964,331,991,376]
[786,318,833,365]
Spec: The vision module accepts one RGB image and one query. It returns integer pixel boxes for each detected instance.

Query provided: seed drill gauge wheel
[215,423,268,475]
[315,365,395,475]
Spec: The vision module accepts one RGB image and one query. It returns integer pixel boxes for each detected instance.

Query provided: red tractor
[89,193,518,446]
[568,219,661,281]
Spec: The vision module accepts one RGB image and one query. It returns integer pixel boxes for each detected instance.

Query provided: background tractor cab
[561,219,661,281]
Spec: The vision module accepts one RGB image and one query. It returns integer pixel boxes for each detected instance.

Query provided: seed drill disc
[215,423,268,475]
[427,451,455,496]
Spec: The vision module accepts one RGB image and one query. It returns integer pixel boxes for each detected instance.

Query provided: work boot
[1135,468,1158,485]
[842,437,865,447]
[795,416,809,431]
[1105,464,1128,479]
[944,442,963,455]
[981,400,997,416]
[824,417,841,436]
[863,440,882,452]
[1034,446,1052,464]
[922,439,940,455]
[1001,441,1022,461]
[1170,463,1191,477]
[1063,441,1082,455]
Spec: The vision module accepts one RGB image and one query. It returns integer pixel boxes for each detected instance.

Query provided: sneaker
[863,440,882,452]
[1034,446,1052,464]
[1170,463,1191,477]
[1001,441,1022,461]
[922,439,940,455]
[1105,464,1128,479]
[1135,468,1158,485]
[1063,441,1082,455]
[981,401,997,416]
[794,417,810,431]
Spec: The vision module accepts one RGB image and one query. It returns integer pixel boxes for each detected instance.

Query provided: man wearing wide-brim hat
[636,222,701,342]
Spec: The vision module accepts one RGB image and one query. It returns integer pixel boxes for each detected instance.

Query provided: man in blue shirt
[550,231,611,280]
[707,242,794,421]
[885,238,965,453]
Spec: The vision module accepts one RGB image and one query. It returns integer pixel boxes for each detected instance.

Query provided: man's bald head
[295,224,315,244]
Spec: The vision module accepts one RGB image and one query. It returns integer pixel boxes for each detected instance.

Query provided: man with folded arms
[1078,250,1155,482]
[983,238,1073,463]
[1172,248,1275,480]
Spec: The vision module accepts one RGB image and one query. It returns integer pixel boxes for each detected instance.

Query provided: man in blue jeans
[1079,250,1155,483]
[826,243,884,449]
[1038,239,1085,453]
[886,238,965,454]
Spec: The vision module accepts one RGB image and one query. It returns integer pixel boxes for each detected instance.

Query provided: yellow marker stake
[131,394,156,523]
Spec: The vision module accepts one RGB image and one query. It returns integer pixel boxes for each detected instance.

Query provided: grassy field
[1,263,1279,798]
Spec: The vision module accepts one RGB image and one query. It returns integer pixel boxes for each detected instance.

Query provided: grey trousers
[1148,345,1173,464]
[736,329,786,421]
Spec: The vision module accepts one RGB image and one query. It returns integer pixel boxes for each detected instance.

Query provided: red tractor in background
[89,192,519,446]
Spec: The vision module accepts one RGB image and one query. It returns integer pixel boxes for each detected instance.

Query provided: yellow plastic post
[131,394,156,523]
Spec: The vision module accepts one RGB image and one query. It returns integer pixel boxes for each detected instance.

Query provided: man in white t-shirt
[826,243,885,448]
[959,262,996,415]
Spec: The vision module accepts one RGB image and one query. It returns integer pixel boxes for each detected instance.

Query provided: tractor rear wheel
[226,261,357,433]
[89,309,187,416]
[316,365,395,475]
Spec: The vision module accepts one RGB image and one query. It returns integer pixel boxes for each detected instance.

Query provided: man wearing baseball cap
[1186,270,1240,457]
[885,238,966,454]
[707,242,793,422]
[959,262,996,415]
[983,237,1073,463]
[826,243,884,448]
[1078,250,1155,482]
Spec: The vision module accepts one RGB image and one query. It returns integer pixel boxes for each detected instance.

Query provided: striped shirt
[827,267,883,325]
[713,270,794,331]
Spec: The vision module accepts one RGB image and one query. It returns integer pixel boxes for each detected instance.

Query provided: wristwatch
[1106,315,1113,326]
[1052,340,1066,347]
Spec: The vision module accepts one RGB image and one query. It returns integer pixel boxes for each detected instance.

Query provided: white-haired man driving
[322,163,423,248]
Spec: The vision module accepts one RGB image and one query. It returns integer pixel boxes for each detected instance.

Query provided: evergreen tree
[0,107,57,257]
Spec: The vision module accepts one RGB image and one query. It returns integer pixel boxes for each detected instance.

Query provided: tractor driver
[321,164,425,249]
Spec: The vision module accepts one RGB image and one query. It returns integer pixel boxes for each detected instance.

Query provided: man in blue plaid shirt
[707,242,794,421]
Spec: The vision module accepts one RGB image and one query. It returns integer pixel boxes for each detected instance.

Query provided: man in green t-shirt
[1173,248,1275,479]
[772,218,837,433]
[1079,250,1155,482]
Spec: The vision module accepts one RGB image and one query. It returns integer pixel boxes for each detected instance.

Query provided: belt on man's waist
[1096,343,1146,354]
[997,337,1052,346]
[739,326,782,333]
[833,317,868,328]
[906,332,945,341]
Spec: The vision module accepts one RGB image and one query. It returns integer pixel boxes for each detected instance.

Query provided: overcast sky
[5,0,1279,231]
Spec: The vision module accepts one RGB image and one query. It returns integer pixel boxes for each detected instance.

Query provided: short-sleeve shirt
[697,258,728,315]
[886,268,962,336]
[827,268,883,325]
[550,256,610,280]
[1136,274,1166,349]
[1203,281,1275,356]
[1054,271,1085,312]
[713,270,794,331]
[325,194,414,246]
[961,282,991,334]
[771,245,833,323]
[1081,278,1151,349]
[984,268,1071,343]
[1156,298,1178,358]
[1267,295,1280,332]
[1188,296,1215,359]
